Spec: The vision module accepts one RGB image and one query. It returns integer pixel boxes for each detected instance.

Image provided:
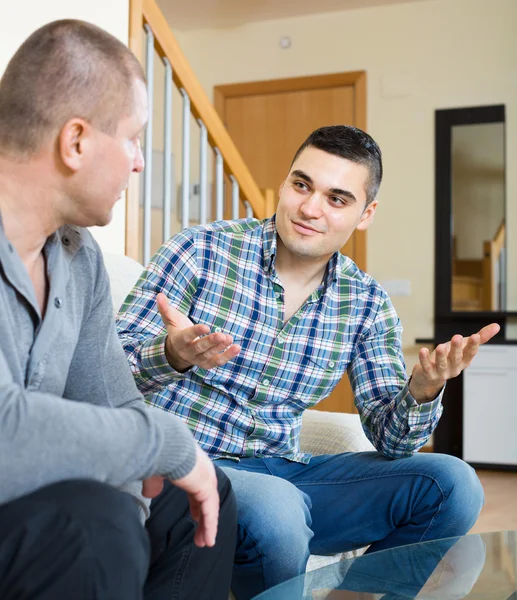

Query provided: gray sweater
[0,220,197,515]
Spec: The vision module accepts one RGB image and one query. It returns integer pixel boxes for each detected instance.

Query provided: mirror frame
[435,104,506,318]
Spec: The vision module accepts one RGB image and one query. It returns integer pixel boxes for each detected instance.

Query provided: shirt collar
[261,214,340,288]
[326,251,340,286]
[0,210,83,275]
[261,215,278,275]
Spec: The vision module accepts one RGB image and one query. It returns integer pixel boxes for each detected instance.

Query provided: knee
[48,480,148,563]
[235,476,313,553]
[26,480,149,589]
[427,455,484,529]
[50,479,143,521]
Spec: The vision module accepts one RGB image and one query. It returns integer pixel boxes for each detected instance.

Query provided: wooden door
[215,72,367,414]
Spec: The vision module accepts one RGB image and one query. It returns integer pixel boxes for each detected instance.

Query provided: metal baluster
[198,120,208,225]
[244,200,253,219]
[142,24,154,265]
[214,148,224,222]
[180,89,191,230]
[162,58,172,242]
[230,175,239,220]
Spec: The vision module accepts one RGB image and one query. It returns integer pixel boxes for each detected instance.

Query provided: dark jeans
[0,468,237,600]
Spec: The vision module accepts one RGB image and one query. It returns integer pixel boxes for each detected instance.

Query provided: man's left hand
[409,323,500,403]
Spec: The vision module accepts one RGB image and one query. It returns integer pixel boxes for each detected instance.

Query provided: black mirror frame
[434,104,506,319]
[432,104,510,459]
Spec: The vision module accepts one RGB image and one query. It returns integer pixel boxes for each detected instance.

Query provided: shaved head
[0,19,145,157]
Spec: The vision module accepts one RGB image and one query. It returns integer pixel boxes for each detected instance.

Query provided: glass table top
[254,531,517,599]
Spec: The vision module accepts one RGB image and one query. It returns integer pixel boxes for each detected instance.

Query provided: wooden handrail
[126,0,268,259]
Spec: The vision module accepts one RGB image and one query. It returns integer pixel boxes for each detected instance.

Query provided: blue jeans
[218,451,484,600]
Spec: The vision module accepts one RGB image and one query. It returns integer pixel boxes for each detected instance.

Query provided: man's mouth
[291,220,320,235]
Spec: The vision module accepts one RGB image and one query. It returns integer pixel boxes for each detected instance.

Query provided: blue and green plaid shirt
[117,217,443,462]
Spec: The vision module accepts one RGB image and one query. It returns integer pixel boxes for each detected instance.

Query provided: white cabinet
[463,345,517,466]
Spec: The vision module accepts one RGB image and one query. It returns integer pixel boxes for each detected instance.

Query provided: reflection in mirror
[451,122,506,311]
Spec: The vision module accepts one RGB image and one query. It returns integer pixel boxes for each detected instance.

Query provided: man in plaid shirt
[117,125,498,599]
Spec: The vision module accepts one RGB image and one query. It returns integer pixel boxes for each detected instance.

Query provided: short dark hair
[291,125,383,205]
[0,19,145,157]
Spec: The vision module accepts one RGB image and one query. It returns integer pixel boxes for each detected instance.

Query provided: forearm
[357,380,443,458]
[120,332,188,394]
[0,381,197,507]
[116,231,199,390]
[350,301,443,458]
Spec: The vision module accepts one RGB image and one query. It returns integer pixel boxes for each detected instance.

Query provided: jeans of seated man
[218,451,484,600]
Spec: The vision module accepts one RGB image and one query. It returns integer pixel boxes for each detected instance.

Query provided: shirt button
[277,336,285,344]
[275,292,281,299]
[54,297,62,309]
[62,236,70,247]
[328,360,335,369]
[214,326,222,333]
[263,379,270,387]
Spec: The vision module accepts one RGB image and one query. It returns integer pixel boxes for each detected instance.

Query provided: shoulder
[337,254,398,324]
[190,218,264,241]
[337,254,387,299]
[161,218,264,255]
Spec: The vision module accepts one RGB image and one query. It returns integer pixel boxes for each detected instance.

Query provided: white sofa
[103,251,373,577]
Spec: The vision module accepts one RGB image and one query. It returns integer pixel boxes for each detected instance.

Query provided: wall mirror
[435,105,506,316]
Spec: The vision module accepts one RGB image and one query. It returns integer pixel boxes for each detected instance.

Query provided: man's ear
[58,118,91,172]
[356,199,378,231]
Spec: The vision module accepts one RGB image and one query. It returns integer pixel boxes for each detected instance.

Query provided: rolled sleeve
[139,333,185,384]
[405,385,444,428]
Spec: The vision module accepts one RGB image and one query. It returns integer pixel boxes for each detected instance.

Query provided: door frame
[214,70,367,271]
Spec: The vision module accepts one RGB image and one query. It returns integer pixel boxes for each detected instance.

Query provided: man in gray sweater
[0,19,237,600]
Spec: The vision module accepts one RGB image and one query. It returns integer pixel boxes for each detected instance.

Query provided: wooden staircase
[452,274,484,311]
[126,0,274,261]
[452,221,506,312]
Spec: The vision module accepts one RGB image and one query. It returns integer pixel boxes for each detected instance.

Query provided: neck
[0,156,63,263]
[275,236,330,288]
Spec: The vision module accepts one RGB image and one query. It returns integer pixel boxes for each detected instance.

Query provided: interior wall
[0,0,130,255]
[171,0,517,367]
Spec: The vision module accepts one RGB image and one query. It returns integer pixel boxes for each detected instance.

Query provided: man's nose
[300,193,323,219]
[133,141,145,173]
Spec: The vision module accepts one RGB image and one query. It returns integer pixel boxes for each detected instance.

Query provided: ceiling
[158,0,434,30]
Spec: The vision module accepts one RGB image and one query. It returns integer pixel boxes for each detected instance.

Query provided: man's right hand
[170,446,221,548]
[143,447,221,547]
[156,292,240,372]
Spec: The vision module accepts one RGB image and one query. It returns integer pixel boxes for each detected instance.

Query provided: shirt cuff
[397,381,444,428]
[139,333,185,384]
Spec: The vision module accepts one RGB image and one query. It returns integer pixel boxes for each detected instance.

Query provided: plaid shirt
[117,217,443,462]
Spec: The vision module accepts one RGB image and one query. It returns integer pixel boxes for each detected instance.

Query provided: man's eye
[330,196,346,205]
[294,181,309,191]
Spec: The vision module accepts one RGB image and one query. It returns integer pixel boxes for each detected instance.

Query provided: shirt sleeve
[348,289,443,458]
[116,230,199,395]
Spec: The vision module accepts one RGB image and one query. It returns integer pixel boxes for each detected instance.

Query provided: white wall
[0,0,130,255]
[172,0,517,366]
